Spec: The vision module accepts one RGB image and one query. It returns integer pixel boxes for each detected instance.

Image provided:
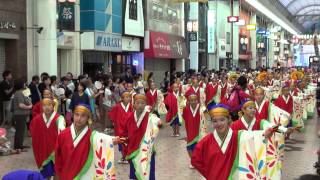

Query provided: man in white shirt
[103,81,114,133]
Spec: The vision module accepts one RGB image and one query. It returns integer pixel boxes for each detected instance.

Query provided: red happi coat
[248,84,255,93]
[255,99,270,122]
[205,82,218,105]
[230,117,262,131]
[146,89,158,107]
[191,131,239,179]
[184,86,201,102]
[125,111,150,159]
[182,104,200,145]
[291,88,300,96]
[268,80,274,86]
[108,102,133,136]
[199,81,206,89]
[220,82,228,103]
[55,126,92,180]
[274,95,293,114]
[30,113,61,168]
[164,92,179,124]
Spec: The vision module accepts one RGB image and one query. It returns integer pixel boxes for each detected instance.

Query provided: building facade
[144,0,188,84]
[80,0,123,77]
[0,0,27,79]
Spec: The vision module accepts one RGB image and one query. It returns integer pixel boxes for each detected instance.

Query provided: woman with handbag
[12,78,32,152]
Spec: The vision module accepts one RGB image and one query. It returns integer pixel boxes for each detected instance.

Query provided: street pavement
[0,116,319,179]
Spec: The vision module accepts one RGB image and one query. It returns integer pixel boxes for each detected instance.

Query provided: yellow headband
[209,107,230,117]
[41,98,54,106]
[121,92,131,98]
[74,105,92,125]
[229,74,238,81]
[134,94,147,102]
[74,105,91,117]
[242,101,255,109]
[255,87,265,94]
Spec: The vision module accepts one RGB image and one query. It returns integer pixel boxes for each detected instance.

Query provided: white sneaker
[118,159,129,164]
[122,160,129,164]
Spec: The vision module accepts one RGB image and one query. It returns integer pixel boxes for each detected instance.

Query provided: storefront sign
[122,36,140,51]
[57,32,74,48]
[170,35,188,58]
[219,39,226,58]
[257,28,267,34]
[207,9,215,53]
[189,32,197,41]
[0,21,16,29]
[235,19,245,26]
[264,31,271,37]
[246,24,256,30]
[144,31,188,59]
[153,33,171,58]
[95,32,122,52]
[227,16,239,23]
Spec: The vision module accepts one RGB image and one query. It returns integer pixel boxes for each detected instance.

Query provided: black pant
[14,115,27,149]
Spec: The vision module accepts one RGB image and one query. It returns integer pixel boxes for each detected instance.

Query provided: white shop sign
[122,36,140,51]
[95,32,122,52]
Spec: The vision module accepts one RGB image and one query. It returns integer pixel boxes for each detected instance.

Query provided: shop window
[158,6,163,20]
[112,54,133,76]
[167,9,172,22]
[167,8,177,24]
[239,36,249,54]
[129,0,137,20]
[152,4,163,21]
[172,11,177,22]
[152,5,158,19]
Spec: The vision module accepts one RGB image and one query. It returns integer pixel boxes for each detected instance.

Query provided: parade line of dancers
[3,68,319,180]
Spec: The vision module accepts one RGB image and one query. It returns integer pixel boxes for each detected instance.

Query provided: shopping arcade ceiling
[278,0,320,31]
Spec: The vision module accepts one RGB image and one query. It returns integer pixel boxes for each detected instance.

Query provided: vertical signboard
[57,2,75,31]
[124,0,144,37]
[207,9,215,53]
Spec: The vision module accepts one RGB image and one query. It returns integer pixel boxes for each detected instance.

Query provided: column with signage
[207,2,217,70]
[250,14,257,69]
[231,5,239,69]
[57,1,81,77]
[175,3,185,72]
[37,0,58,75]
[188,2,199,72]
[280,31,285,66]
[268,24,275,68]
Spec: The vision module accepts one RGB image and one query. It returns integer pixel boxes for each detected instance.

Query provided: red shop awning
[144,31,188,59]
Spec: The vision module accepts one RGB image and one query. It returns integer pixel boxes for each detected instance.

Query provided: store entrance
[83,63,104,78]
